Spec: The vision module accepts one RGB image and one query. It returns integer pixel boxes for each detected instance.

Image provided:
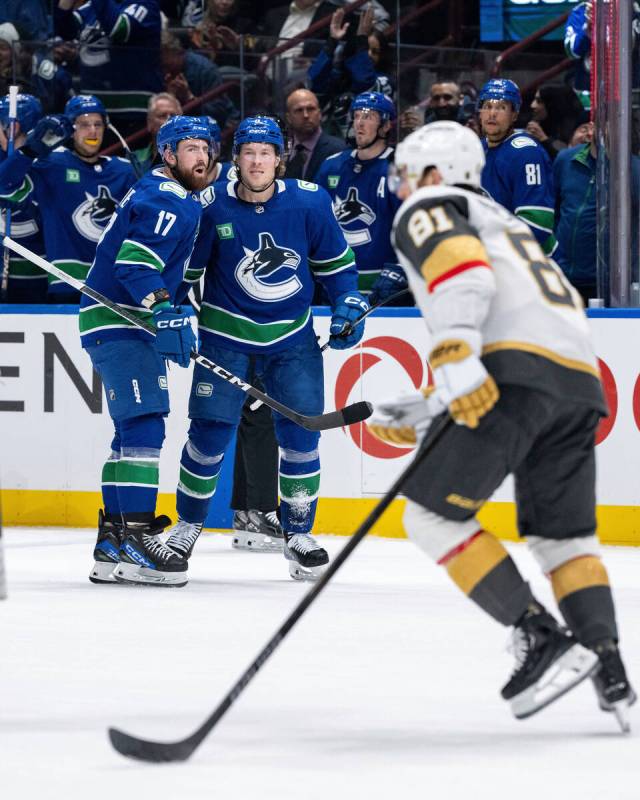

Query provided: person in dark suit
[284,87,343,180]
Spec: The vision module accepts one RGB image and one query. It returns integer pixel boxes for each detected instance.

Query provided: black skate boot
[89,509,125,584]
[165,518,203,560]
[501,604,598,719]
[283,532,329,581]
[591,639,637,733]
[114,514,188,587]
[232,509,284,552]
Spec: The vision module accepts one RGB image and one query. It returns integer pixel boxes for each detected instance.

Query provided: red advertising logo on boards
[336,346,621,456]
[334,336,427,459]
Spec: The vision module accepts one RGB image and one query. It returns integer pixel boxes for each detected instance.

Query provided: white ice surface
[1,529,639,800]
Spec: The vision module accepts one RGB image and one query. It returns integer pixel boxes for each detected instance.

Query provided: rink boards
[1,305,640,545]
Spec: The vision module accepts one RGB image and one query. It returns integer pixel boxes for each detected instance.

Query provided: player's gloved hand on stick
[429,328,499,429]
[21,115,73,159]
[152,302,196,368]
[367,385,445,446]
[329,291,369,350]
[369,264,408,306]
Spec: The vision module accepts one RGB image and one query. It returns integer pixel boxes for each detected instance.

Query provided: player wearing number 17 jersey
[367,121,634,731]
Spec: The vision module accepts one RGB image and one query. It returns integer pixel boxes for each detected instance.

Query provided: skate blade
[89,560,119,584]
[511,643,599,720]
[612,701,633,734]
[232,531,283,552]
[113,562,187,588]
[288,561,326,582]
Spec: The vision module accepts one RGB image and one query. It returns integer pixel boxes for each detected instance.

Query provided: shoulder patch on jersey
[159,181,188,199]
[296,180,318,191]
[37,59,55,80]
[510,136,537,150]
[200,185,215,208]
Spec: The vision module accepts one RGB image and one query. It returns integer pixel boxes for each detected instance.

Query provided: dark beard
[171,160,210,192]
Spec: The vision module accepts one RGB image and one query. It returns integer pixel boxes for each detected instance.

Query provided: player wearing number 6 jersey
[367,121,635,730]
[80,115,213,587]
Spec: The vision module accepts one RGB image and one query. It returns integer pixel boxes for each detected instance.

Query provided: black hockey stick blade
[107,414,453,764]
[297,400,372,431]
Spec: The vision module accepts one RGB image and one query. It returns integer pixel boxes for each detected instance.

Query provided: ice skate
[89,509,125,584]
[283,532,328,581]
[501,605,598,719]
[232,509,284,552]
[114,515,188,587]
[591,640,636,733]
[165,518,203,560]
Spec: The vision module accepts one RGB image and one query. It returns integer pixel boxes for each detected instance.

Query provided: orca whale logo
[235,232,303,302]
[71,185,118,241]
[333,186,376,246]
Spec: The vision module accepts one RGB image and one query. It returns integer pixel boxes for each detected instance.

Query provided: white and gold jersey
[392,185,605,411]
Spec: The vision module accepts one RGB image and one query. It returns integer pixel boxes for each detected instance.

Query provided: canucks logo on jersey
[235,232,302,302]
[72,185,118,242]
[334,187,377,246]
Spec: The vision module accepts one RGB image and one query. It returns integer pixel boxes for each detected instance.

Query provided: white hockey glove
[429,328,499,429]
[367,386,445,447]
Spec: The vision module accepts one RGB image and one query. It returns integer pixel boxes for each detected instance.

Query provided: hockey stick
[107,122,145,180]
[1,85,18,301]
[248,287,410,410]
[2,236,372,432]
[108,413,452,762]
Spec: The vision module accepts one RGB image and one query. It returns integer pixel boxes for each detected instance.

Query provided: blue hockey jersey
[79,167,203,346]
[0,147,136,296]
[0,150,47,302]
[481,131,558,256]
[54,0,162,123]
[192,179,357,353]
[315,146,401,293]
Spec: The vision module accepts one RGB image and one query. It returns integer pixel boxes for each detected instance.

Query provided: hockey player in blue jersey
[79,115,213,587]
[54,0,163,135]
[0,94,136,302]
[163,116,366,582]
[0,93,48,303]
[478,78,558,257]
[315,91,407,303]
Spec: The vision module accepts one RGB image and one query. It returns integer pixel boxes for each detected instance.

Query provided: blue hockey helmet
[232,116,284,158]
[196,115,221,157]
[156,115,212,160]
[350,91,396,122]
[0,93,43,134]
[477,79,522,113]
[64,94,108,123]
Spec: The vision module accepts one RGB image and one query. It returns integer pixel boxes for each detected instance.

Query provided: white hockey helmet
[394,121,485,191]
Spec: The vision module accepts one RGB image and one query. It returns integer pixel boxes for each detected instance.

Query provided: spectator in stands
[525,85,586,162]
[308,6,393,139]
[0,0,50,41]
[161,31,239,128]
[398,80,477,137]
[259,0,335,81]
[569,119,593,147]
[478,78,558,257]
[134,92,183,172]
[284,87,343,180]
[0,24,33,99]
[553,125,640,305]
[54,0,164,138]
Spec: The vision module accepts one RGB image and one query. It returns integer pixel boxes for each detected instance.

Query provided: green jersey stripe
[279,471,321,501]
[310,246,356,275]
[8,257,47,278]
[199,305,311,347]
[184,267,205,283]
[116,460,159,486]
[116,239,165,272]
[101,461,118,483]
[515,206,555,234]
[0,175,33,204]
[48,260,91,286]
[79,303,152,334]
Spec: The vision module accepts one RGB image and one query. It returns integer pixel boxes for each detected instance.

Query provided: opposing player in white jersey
[367,121,635,730]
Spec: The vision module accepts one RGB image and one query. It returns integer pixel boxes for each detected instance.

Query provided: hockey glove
[152,303,196,368]
[369,264,409,307]
[21,115,74,159]
[429,328,499,429]
[329,291,369,350]
[367,386,445,446]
